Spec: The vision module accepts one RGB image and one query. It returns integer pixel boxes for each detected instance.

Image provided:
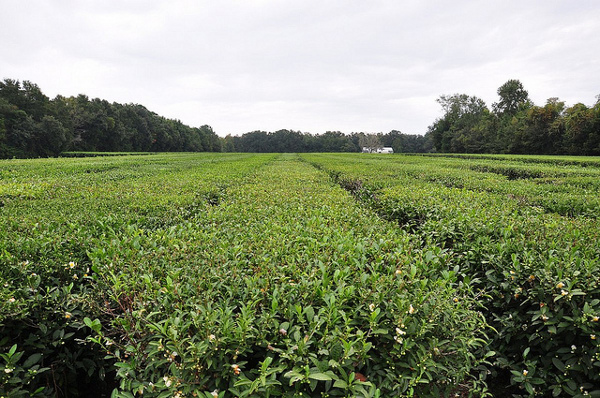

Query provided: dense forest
[428,79,600,155]
[0,78,428,157]
[2,78,599,157]
[0,79,221,158]
[221,129,431,153]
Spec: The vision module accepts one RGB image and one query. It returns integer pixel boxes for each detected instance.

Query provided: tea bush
[302,153,600,397]
[3,152,599,397]
[84,155,490,397]
[0,153,274,396]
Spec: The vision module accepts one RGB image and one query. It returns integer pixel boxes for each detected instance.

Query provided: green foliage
[2,153,492,397]
[427,79,600,156]
[226,130,363,153]
[430,94,489,153]
[3,152,600,397]
[493,79,531,117]
[303,153,600,397]
[222,130,431,154]
[0,79,221,159]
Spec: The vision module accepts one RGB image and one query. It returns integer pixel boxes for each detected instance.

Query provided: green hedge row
[302,153,600,397]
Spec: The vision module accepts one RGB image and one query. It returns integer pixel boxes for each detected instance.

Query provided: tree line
[0,78,431,158]
[0,79,221,158]
[427,79,600,155]
[3,77,598,157]
[221,129,431,153]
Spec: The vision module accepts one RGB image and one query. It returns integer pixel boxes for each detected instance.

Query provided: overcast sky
[2,1,599,136]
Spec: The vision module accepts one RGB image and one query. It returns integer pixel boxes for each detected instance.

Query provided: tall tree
[493,79,531,116]
[513,98,565,154]
[0,80,50,121]
[30,116,68,156]
[429,94,488,152]
[0,78,221,157]
[358,133,382,152]
[563,102,600,155]
[269,130,305,152]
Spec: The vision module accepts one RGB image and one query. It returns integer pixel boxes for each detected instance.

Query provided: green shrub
[303,153,600,397]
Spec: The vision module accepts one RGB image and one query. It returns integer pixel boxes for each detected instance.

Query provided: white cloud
[1,0,599,136]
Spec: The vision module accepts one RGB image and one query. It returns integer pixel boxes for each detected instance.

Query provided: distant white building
[377,147,394,154]
[362,147,394,154]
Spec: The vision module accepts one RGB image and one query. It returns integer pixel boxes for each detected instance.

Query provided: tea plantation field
[1,153,599,397]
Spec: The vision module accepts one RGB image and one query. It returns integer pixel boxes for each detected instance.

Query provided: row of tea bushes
[419,153,600,168]
[3,152,599,397]
[0,153,275,396]
[356,155,600,218]
[85,154,491,397]
[302,153,600,397]
[2,153,492,397]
